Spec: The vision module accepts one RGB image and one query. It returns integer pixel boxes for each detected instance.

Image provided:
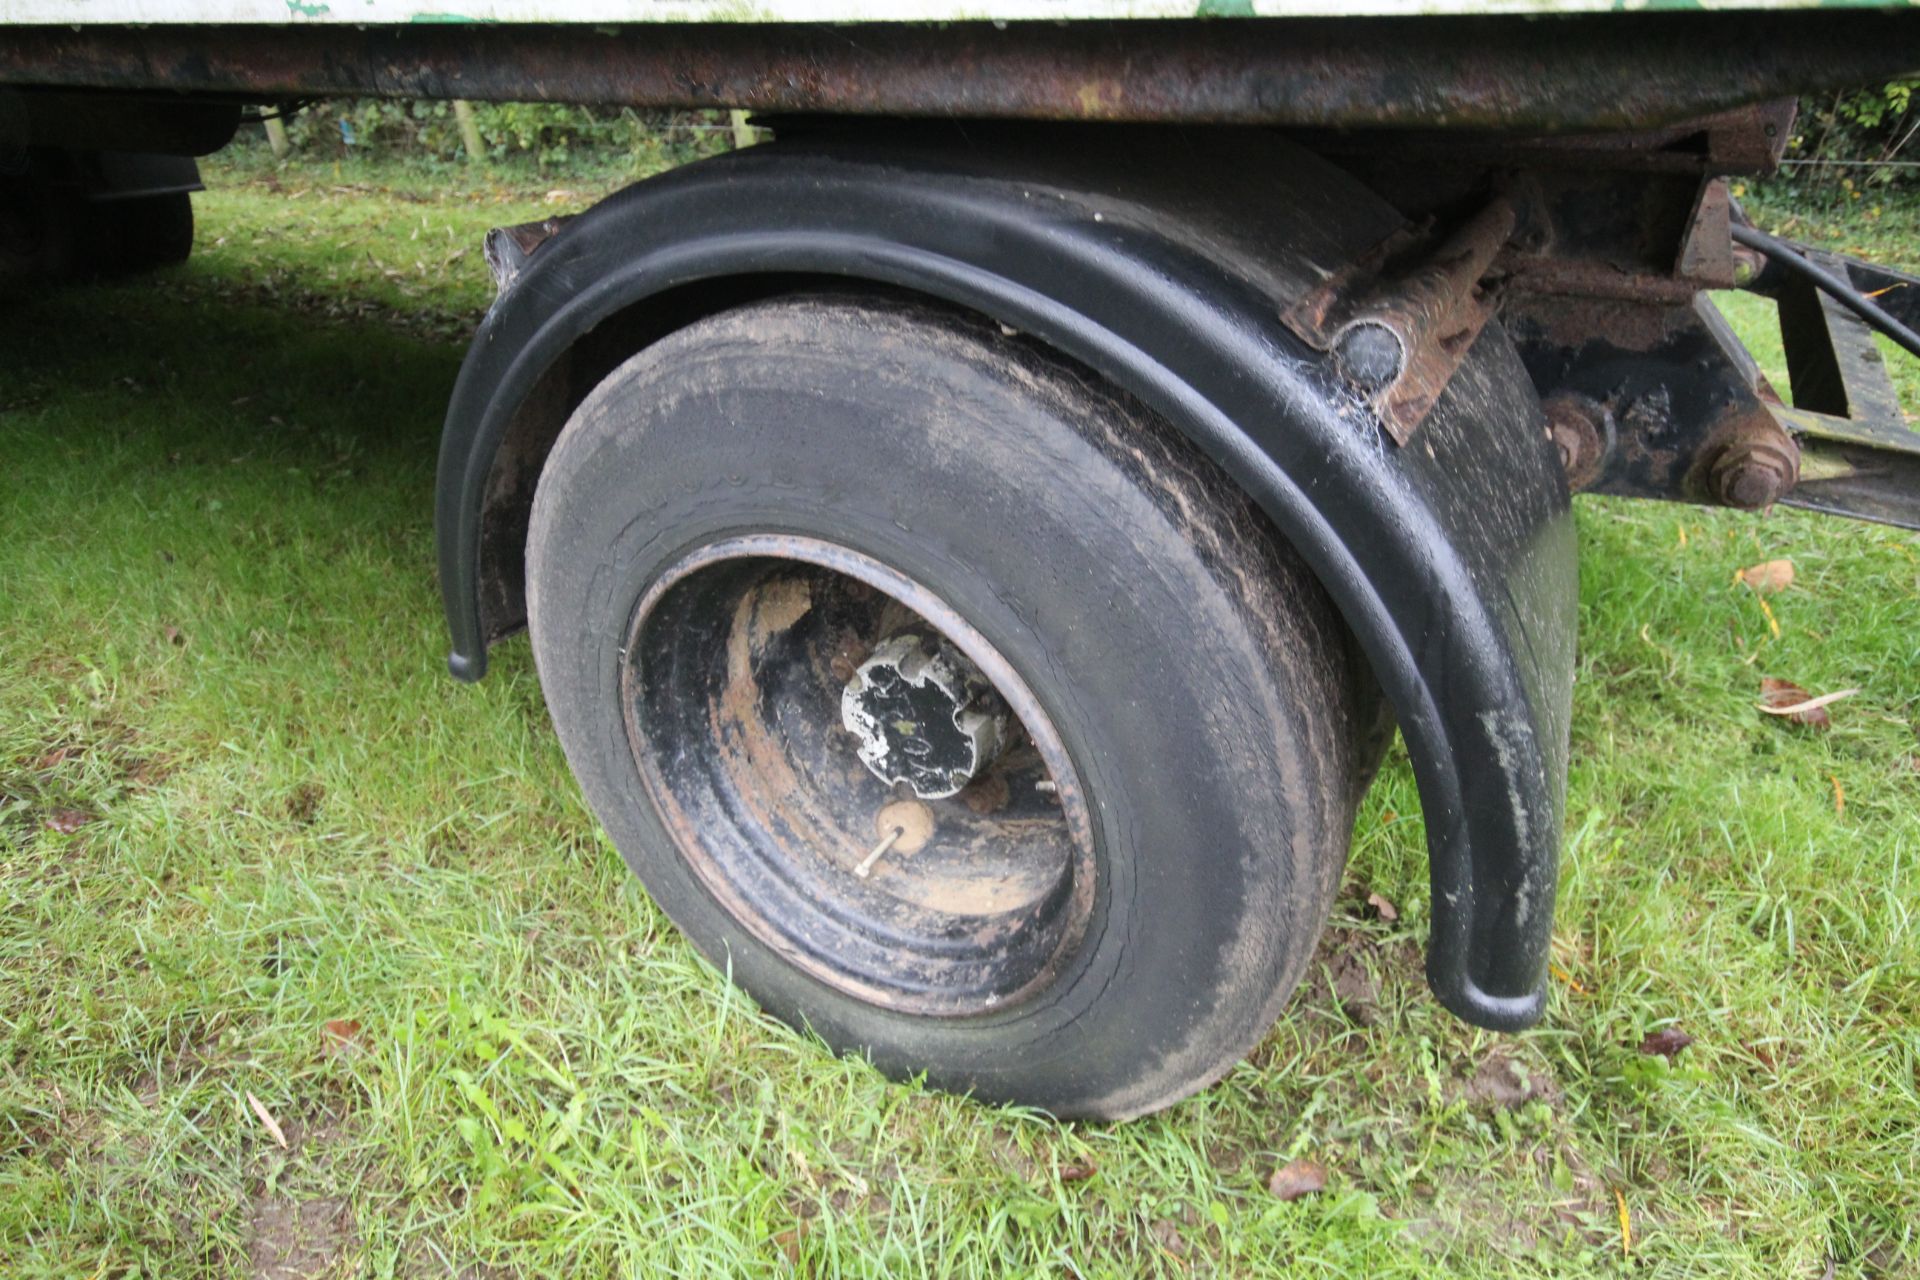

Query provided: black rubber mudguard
[434,126,1577,1031]
[84,150,203,201]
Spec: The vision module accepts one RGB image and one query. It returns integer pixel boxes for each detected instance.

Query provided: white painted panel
[0,0,1892,27]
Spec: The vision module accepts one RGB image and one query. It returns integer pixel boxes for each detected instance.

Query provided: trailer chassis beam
[0,13,1917,134]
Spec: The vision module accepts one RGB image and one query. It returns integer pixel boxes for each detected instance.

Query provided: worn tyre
[527,295,1375,1119]
[80,191,193,276]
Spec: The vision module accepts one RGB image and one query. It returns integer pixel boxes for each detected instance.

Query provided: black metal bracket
[1760,246,1920,531]
[1508,291,1802,514]
[1501,178,1917,532]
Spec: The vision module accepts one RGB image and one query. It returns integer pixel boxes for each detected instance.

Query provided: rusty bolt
[1709,437,1799,510]
[1541,392,1609,492]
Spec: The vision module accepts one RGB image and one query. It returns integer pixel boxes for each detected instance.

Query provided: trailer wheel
[81,192,194,276]
[526,295,1375,1119]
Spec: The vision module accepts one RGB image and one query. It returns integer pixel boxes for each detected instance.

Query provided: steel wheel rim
[620,535,1096,1017]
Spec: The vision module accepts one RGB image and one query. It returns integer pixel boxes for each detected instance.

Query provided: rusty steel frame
[0,12,1917,132]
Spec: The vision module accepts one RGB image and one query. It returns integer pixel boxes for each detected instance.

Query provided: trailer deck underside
[0,12,1917,134]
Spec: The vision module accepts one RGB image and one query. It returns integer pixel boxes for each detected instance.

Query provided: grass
[0,149,1915,1278]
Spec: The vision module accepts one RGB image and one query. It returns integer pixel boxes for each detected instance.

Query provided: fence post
[453,100,486,163]
[729,109,756,150]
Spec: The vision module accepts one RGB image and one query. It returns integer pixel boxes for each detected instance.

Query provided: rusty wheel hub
[621,536,1095,1016]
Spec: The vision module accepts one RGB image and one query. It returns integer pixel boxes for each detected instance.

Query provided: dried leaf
[1365,890,1399,922]
[1638,1027,1694,1059]
[246,1091,288,1148]
[1330,948,1379,1026]
[1457,1050,1559,1109]
[45,809,93,834]
[1549,960,1590,995]
[1057,1159,1098,1184]
[1756,679,1858,727]
[1267,1158,1328,1202]
[322,1019,365,1057]
[772,1226,805,1264]
[1758,676,1815,716]
[1736,558,1795,594]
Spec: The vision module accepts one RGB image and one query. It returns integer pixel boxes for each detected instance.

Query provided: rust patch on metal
[1675,178,1736,290]
[746,574,814,647]
[1308,100,1800,179]
[1503,260,1703,311]
[1505,290,1680,355]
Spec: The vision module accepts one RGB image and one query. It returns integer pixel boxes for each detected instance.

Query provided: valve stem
[855,826,906,878]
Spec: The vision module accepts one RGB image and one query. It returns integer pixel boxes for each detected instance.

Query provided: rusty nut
[1709,437,1800,511]
[1541,392,1610,492]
